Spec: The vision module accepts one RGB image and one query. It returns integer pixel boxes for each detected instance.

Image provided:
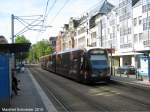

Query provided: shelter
[0,43,31,107]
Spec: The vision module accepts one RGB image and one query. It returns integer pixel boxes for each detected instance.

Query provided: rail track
[28,65,150,112]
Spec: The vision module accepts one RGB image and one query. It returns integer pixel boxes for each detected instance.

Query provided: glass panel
[90,55,108,69]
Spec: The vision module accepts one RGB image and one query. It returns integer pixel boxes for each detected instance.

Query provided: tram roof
[84,47,108,51]
[56,47,108,54]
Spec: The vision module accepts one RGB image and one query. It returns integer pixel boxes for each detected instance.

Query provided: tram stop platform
[1,66,150,112]
[111,74,150,88]
[3,67,57,112]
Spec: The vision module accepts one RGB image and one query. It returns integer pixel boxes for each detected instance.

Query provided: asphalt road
[28,65,150,112]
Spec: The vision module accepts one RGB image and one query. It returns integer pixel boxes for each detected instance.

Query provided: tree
[28,39,53,63]
[15,35,30,62]
[15,35,30,43]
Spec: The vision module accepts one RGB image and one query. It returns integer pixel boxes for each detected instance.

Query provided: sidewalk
[9,68,57,112]
[111,73,150,88]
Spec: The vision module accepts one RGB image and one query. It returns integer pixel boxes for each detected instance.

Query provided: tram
[39,47,111,83]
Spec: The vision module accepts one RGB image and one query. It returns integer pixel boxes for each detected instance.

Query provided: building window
[78,36,85,47]
[138,16,142,25]
[77,27,86,35]
[134,18,137,26]
[78,36,85,43]
[87,38,89,46]
[143,17,150,30]
[142,3,150,13]
[134,34,138,43]
[117,25,119,31]
[139,33,143,41]
[142,5,147,13]
[91,32,97,39]
[91,42,96,47]
[120,37,124,44]
[108,28,110,34]
[120,43,132,49]
[120,27,131,36]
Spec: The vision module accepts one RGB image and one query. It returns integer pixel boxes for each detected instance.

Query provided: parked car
[116,65,137,75]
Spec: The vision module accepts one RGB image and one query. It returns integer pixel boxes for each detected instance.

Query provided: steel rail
[29,67,72,112]
[33,66,109,111]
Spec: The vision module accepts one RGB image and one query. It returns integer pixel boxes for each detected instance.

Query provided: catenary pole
[11,14,14,43]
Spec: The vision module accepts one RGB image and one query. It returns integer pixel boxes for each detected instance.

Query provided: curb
[111,76,150,89]
[27,69,58,112]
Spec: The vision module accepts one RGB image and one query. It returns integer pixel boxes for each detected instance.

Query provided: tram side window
[56,54,62,66]
[62,53,70,67]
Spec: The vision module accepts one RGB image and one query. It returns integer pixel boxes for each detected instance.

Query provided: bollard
[136,71,138,79]
[113,68,115,76]
[127,73,129,78]
[141,75,143,81]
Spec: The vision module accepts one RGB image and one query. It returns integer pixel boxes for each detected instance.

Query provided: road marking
[27,69,58,112]
[89,87,120,97]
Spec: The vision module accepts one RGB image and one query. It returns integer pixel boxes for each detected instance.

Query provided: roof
[132,0,140,6]
[0,43,31,53]
[89,0,114,17]
[56,47,109,55]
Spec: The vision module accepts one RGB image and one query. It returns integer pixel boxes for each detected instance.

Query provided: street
[29,65,150,112]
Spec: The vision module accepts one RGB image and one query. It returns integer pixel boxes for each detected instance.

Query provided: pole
[147,0,149,43]
[146,0,150,82]
[11,14,14,43]
[111,44,113,76]
[148,57,150,82]
[11,14,15,69]
[100,19,103,47]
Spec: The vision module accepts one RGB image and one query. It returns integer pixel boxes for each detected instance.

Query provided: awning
[112,52,143,56]
[0,43,31,53]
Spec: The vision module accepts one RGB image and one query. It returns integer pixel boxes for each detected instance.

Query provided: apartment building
[75,0,114,48]
[133,0,143,50]
[57,0,148,68]
[59,0,114,50]
[101,8,120,67]
[61,24,69,51]
[61,18,79,51]
[56,31,63,52]
[116,0,150,68]
[142,0,150,49]
[49,36,56,51]
[75,15,88,48]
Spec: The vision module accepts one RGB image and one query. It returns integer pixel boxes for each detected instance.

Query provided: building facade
[56,31,64,52]
[74,0,114,48]
[58,0,150,68]
[49,36,56,52]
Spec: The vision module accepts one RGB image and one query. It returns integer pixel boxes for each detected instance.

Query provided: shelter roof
[0,43,31,53]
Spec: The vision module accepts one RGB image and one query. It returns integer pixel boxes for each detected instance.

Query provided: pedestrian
[12,69,20,95]
[21,64,25,72]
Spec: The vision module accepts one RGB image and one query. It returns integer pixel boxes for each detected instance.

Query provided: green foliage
[15,35,30,61]
[14,35,53,63]
[28,39,53,63]
[15,35,30,43]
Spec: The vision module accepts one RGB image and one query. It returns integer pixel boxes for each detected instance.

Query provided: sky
[0,0,119,44]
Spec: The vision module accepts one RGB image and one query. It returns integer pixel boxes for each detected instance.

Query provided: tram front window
[90,55,108,69]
